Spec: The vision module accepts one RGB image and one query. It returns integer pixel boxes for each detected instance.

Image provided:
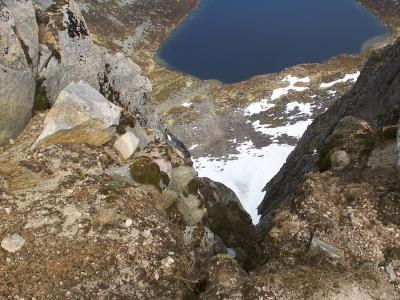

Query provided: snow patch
[253,119,313,139]
[194,142,295,222]
[285,101,313,116]
[271,75,310,100]
[182,102,193,107]
[244,75,310,116]
[320,72,360,88]
[188,144,199,150]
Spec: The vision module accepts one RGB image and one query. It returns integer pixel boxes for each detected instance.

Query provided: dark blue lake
[157,0,388,83]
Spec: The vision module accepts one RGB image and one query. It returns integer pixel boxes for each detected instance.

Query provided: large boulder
[40,0,105,105]
[4,0,39,72]
[99,53,156,126]
[195,178,261,270]
[0,3,36,145]
[33,81,121,147]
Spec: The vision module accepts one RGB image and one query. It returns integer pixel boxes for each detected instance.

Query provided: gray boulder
[34,81,121,147]
[41,0,106,104]
[4,0,39,72]
[40,0,163,134]
[0,4,35,145]
[99,52,164,133]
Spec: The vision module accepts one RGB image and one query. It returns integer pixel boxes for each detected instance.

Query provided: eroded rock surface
[0,2,36,145]
[34,81,121,147]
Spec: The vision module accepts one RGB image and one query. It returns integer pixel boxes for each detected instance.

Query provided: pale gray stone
[34,81,121,147]
[0,5,35,145]
[4,0,39,72]
[168,166,198,194]
[128,125,155,150]
[113,131,139,160]
[330,150,350,170]
[310,237,345,262]
[1,233,25,253]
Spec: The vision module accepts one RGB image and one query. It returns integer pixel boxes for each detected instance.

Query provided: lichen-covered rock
[34,81,121,147]
[41,0,105,104]
[130,156,165,188]
[169,166,198,194]
[199,255,249,299]
[0,4,35,145]
[4,0,39,72]
[0,115,197,298]
[39,0,163,135]
[99,52,157,127]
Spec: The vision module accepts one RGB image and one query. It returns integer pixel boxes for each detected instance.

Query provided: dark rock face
[258,39,400,233]
[196,177,261,270]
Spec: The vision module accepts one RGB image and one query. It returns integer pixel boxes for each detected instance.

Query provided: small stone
[113,132,139,160]
[385,265,397,283]
[330,150,350,170]
[161,256,175,272]
[1,234,25,253]
[125,218,133,227]
[309,237,345,262]
[9,139,14,145]
[227,248,237,258]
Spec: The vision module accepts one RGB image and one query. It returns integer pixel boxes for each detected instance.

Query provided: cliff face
[258,39,400,231]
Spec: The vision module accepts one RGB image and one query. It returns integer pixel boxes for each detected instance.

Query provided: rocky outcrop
[4,0,39,72]
[34,81,121,147]
[40,0,106,104]
[0,2,36,145]
[258,39,400,232]
[99,53,157,128]
[38,0,162,133]
[195,177,261,270]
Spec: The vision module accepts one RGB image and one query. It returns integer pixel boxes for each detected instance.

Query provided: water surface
[158,0,388,83]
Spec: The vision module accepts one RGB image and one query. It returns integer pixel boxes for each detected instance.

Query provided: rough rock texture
[34,81,121,147]
[195,177,261,271]
[0,108,266,298]
[99,52,159,128]
[0,2,36,145]
[4,0,39,72]
[259,39,400,231]
[40,0,105,104]
[0,114,193,298]
[38,0,162,135]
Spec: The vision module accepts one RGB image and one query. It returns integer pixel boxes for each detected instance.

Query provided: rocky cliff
[1,0,400,298]
[0,1,260,298]
[259,38,400,232]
